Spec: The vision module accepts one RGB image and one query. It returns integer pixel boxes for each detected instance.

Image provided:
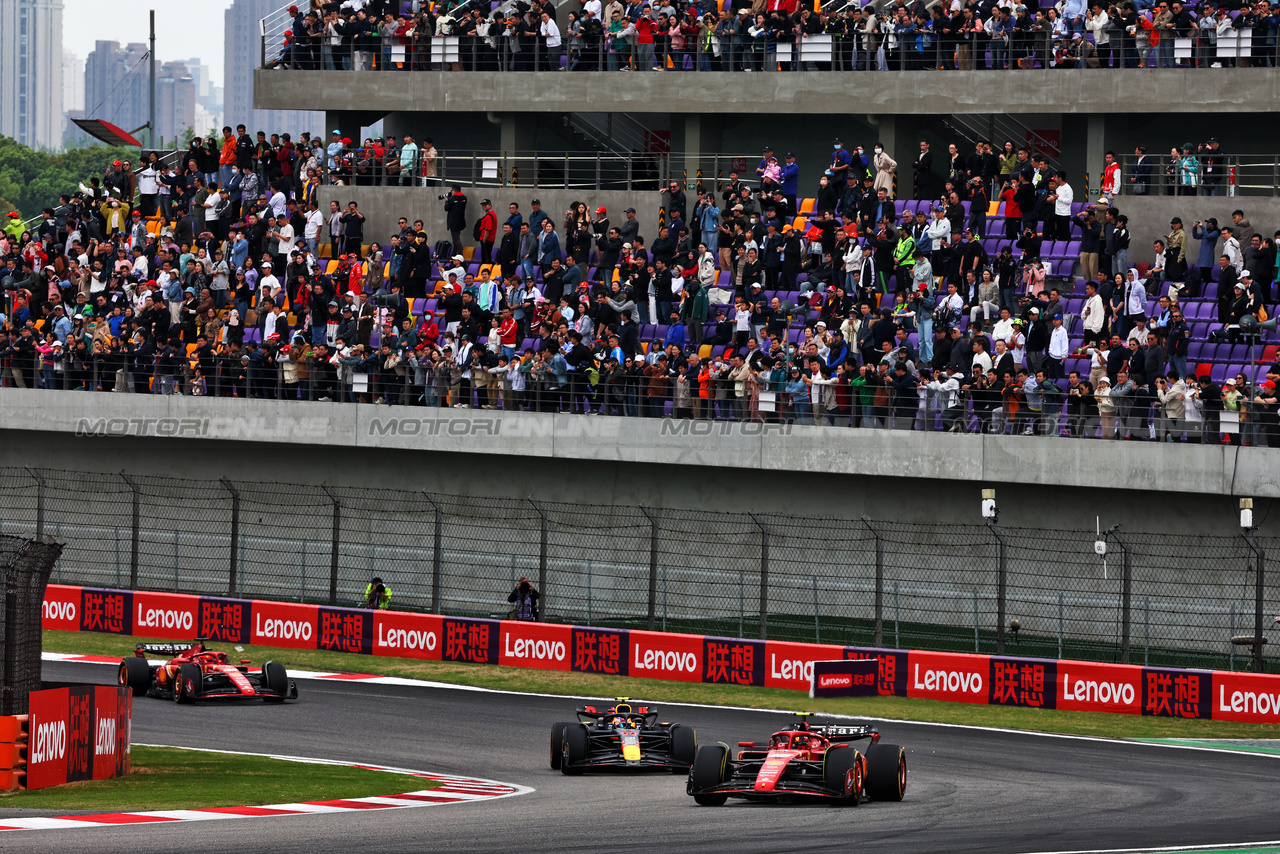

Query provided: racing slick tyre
[550,722,575,770]
[560,724,588,776]
[822,746,862,806]
[669,724,696,772]
[864,743,907,802]
[118,657,151,697]
[262,661,289,702]
[174,663,201,704]
[690,744,729,806]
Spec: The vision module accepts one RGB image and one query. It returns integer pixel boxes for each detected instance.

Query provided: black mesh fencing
[0,535,63,715]
[5,464,1276,672]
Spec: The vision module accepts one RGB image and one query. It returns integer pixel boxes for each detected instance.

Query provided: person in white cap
[443,254,466,284]
[259,261,281,301]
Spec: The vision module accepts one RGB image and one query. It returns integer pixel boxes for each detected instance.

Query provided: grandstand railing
[1116,152,1280,198]
[7,465,1275,672]
[318,149,759,192]
[0,347,1273,445]
[259,28,1270,72]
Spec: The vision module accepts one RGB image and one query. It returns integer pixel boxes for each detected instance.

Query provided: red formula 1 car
[117,640,297,703]
[686,713,906,806]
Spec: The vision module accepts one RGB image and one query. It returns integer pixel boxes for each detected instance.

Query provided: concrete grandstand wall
[0,388,1271,534]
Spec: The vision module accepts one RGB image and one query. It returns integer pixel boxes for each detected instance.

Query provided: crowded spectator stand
[2,132,1279,447]
[261,0,1278,73]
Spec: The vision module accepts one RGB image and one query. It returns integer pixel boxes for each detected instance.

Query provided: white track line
[1020,841,1280,854]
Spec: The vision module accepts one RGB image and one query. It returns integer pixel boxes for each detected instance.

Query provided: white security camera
[1241,498,1254,532]
[981,488,997,521]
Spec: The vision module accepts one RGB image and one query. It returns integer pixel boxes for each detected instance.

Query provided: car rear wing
[812,725,878,742]
[135,640,205,657]
[577,702,660,725]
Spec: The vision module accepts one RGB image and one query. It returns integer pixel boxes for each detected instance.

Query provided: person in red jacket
[477,198,498,264]
[635,7,656,70]
[218,126,237,189]
[999,176,1022,240]
[498,306,518,358]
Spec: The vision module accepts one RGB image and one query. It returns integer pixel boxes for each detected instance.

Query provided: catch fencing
[5,466,1272,672]
[0,535,63,714]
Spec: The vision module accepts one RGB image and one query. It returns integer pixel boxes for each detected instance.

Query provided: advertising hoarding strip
[40,585,1280,723]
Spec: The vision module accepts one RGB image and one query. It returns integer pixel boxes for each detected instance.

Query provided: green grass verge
[43,630,1280,741]
[0,745,434,811]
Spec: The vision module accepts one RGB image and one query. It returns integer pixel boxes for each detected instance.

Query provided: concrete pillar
[500,113,537,189]
[500,113,536,156]
[871,114,900,161]
[868,115,907,199]
[1084,114,1107,198]
[681,114,701,189]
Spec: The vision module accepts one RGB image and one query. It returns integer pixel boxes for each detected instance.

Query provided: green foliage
[0,135,139,220]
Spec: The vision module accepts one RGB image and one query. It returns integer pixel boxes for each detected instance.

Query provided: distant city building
[156,61,195,144]
[62,49,83,112]
[182,56,211,102]
[224,0,319,138]
[0,0,65,150]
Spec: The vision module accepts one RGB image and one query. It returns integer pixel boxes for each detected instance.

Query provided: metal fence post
[23,468,45,540]
[749,513,769,640]
[321,484,341,606]
[640,506,658,631]
[220,478,240,597]
[120,473,140,589]
[986,521,1007,654]
[422,491,443,614]
[1108,528,1132,665]
[529,498,548,618]
[1243,531,1266,672]
[860,517,883,648]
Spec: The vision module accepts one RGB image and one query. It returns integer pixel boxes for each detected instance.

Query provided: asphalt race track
[2,660,1277,854]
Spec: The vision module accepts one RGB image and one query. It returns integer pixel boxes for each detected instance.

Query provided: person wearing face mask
[872,142,897,198]
[225,164,244,222]
[827,139,852,191]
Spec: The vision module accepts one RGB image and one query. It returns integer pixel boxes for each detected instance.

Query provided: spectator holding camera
[508,576,541,621]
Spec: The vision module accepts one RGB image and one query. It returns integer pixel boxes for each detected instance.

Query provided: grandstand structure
[262,188,1271,401]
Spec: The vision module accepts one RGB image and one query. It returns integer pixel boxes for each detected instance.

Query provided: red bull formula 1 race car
[686,713,906,806]
[117,640,298,703]
[550,698,696,774]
